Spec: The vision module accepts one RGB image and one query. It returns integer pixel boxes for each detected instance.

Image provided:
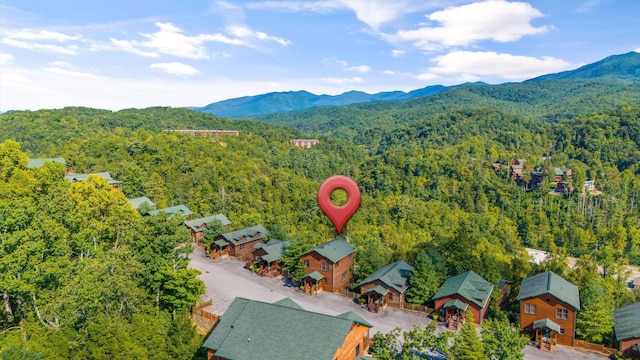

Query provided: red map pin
[318,175,361,234]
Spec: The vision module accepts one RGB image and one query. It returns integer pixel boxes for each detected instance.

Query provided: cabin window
[556,308,568,320]
[321,262,329,271]
[524,303,536,314]
[388,293,393,301]
[356,344,361,356]
[349,253,353,259]
[336,261,340,266]
[303,260,309,268]
[240,244,245,250]
[559,328,565,335]
[342,271,348,281]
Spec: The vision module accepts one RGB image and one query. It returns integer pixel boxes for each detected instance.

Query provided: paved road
[189,246,607,359]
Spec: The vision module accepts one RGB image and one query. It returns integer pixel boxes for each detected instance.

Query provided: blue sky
[1,0,638,112]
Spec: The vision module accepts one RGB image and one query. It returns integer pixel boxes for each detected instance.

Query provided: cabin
[613,302,640,357]
[431,271,493,330]
[510,164,524,180]
[491,163,501,172]
[64,172,122,191]
[210,225,268,261]
[518,271,580,350]
[552,168,573,183]
[183,214,231,243]
[300,237,356,295]
[529,171,545,188]
[358,261,413,313]
[290,139,319,148]
[127,196,155,210]
[28,157,74,174]
[582,180,602,196]
[202,297,372,360]
[145,205,193,219]
[251,239,291,276]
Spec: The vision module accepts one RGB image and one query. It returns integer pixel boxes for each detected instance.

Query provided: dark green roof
[202,297,371,360]
[220,224,268,246]
[336,311,373,328]
[183,214,231,232]
[358,260,413,294]
[303,237,355,263]
[272,297,304,310]
[28,157,66,168]
[145,205,193,217]
[518,271,580,310]
[127,196,155,210]
[443,299,469,311]
[305,271,324,281]
[364,285,389,296]
[65,172,122,185]
[614,302,640,341]
[533,318,561,333]
[431,270,494,308]
[253,240,291,264]
[214,239,228,248]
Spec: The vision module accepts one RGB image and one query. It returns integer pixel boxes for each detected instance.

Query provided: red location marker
[317,175,361,234]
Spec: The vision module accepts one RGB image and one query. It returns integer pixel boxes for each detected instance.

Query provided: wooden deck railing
[574,340,617,356]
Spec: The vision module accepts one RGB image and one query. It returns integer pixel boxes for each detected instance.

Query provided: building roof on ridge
[302,237,356,263]
[517,271,580,310]
[183,214,231,232]
[431,270,494,308]
[358,260,413,294]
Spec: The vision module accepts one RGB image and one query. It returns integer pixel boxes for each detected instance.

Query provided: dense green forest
[1,98,640,356]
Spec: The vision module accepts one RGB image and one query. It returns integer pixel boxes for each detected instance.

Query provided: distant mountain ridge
[193,51,639,118]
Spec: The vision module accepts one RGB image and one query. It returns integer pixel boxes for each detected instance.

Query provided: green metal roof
[431,270,494,308]
[127,196,155,210]
[303,237,356,263]
[533,318,561,333]
[443,299,469,311]
[183,214,231,232]
[202,297,370,360]
[614,302,640,341]
[214,239,228,248]
[221,224,268,246]
[254,240,291,264]
[336,311,373,328]
[358,260,413,294]
[518,271,580,310]
[28,157,66,168]
[65,172,122,185]
[305,271,324,281]
[272,297,304,310]
[145,205,193,217]
[364,285,389,296]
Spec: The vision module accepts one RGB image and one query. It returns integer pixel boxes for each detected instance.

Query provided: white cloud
[110,39,159,57]
[425,51,571,80]
[346,65,371,73]
[382,70,395,75]
[1,28,82,42]
[388,0,550,50]
[245,1,345,13]
[414,72,441,81]
[391,49,405,57]
[225,25,291,45]
[575,0,603,13]
[0,53,13,65]
[634,48,640,53]
[44,62,97,78]
[321,76,363,85]
[1,38,78,54]
[339,0,429,29]
[150,62,200,76]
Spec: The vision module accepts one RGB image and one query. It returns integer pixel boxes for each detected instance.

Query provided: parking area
[189,246,607,359]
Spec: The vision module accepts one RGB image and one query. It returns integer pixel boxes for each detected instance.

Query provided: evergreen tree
[451,312,485,360]
[576,280,614,344]
[482,317,529,360]
[406,251,441,305]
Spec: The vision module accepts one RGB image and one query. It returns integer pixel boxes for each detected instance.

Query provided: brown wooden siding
[360,280,404,306]
[619,338,640,353]
[519,295,577,346]
[229,239,265,261]
[332,324,370,360]
[433,294,486,324]
[300,252,354,292]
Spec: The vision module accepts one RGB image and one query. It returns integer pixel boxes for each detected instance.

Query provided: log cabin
[183,214,231,243]
[614,302,640,357]
[358,260,413,313]
[251,239,291,276]
[518,271,580,350]
[431,270,493,330]
[202,297,372,360]
[210,225,268,261]
[300,237,355,294]
[144,204,193,219]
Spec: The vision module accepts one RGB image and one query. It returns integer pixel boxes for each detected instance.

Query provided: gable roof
[431,270,494,308]
[202,297,371,360]
[614,302,640,341]
[358,260,413,294]
[253,239,291,264]
[303,237,356,263]
[64,172,122,185]
[28,158,67,169]
[518,271,580,310]
[220,224,268,246]
[127,196,155,210]
[183,214,231,232]
[145,205,193,217]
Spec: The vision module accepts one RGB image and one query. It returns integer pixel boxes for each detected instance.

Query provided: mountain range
[193,51,640,119]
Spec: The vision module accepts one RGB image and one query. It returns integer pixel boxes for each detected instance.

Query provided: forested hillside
[2,101,640,356]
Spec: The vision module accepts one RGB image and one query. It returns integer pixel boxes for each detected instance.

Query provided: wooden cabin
[210,225,268,261]
[145,205,193,219]
[28,157,74,174]
[518,271,580,349]
[431,271,493,330]
[251,239,291,277]
[358,261,413,313]
[64,172,123,191]
[300,237,355,294]
[127,196,155,210]
[183,214,231,243]
[614,302,640,357]
[202,297,372,360]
